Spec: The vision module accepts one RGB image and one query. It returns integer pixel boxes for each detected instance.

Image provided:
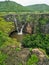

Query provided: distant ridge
[0,1,49,12]
[25,4,49,12]
[0,1,24,12]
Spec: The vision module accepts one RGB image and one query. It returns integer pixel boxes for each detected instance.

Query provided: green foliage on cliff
[0,17,20,48]
[22,34,49,55]
[0,17,14,34]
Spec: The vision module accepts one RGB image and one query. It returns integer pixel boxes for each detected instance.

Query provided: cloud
[11,0,49,6]
[0,0,49,6]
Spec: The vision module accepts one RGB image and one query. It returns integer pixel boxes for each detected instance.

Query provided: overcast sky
[0,0,49,6]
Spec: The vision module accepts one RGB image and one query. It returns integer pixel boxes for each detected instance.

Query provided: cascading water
[18,25,24,35]
[10,15,24,42]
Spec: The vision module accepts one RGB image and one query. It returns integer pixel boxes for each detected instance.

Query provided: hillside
[0,1,49,12]
[0,1,25,12]
[25,4,49,12]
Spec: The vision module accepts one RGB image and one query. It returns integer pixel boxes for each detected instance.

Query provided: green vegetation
[16,47,21,52]
[0,17,14,34]
[0,1,24,12]
[29,48,33,52]
[0,51,8,65]
[39,16,49,25]
[0,31,20,48]
[26,54,38,65]
[0,16,20,47]
[0,1,49,13]
[22,34,49,55]
[0,16,21,65]
[25,4,49,13]
[0,12,49,65]
[19,63,22,65]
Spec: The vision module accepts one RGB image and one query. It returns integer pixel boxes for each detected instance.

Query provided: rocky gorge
[4,13,49,35]
[0,13,49,65]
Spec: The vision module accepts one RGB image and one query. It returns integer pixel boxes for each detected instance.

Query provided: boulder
[16,48,31,64]
[32,48,49,65]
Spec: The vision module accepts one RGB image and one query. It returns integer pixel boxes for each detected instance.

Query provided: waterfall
[17,27,19,33]
[13,15,24,35]
[13,15,18,30]
[18,25,24,35]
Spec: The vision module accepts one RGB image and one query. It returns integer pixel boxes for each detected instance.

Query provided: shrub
[26,54,38,65]
[22,34,49,55]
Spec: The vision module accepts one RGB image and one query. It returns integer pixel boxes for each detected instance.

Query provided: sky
[0,0,49,6]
